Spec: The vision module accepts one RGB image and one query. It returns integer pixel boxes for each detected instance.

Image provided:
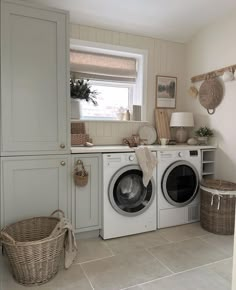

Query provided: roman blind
[70,50,137,82]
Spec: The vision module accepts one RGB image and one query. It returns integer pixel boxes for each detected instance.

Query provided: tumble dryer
[100,152,157,239]
[157,149,201,229]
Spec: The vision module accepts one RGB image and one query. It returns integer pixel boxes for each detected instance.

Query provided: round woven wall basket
[199,77,223,115]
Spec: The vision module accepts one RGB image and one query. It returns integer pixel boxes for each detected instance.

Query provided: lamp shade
[170,112,194,127]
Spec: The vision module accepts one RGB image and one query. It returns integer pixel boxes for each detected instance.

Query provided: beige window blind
[70,50,137,82]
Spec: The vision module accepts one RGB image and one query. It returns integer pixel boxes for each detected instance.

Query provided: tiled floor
[0,223,233,290]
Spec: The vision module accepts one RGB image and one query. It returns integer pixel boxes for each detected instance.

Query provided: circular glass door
[162,161,199,207]
[109,165,155,216]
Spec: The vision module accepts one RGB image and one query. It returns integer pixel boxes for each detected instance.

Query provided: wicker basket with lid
[200,179,236,235]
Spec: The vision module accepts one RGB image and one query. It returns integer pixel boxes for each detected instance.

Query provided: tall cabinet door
[72,154,102,233]
[1,1,69,155]
[1,155,70,227]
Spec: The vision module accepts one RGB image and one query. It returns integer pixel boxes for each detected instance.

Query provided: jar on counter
[123,109,130,121]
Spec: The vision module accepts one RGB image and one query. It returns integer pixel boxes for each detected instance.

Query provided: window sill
[71,119,148,124]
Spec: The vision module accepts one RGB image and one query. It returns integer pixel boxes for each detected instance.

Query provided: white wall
[70,24,186,145]
[184,12,236,182]
[184,14,236,290]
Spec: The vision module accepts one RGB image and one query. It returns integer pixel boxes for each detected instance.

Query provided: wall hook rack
[191,64,236,83]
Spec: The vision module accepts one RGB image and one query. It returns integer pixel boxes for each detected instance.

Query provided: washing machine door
[109,165,155,217]
[162,161,199,207]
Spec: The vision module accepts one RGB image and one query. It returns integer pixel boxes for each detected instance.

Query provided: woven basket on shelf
[0,210,66,286]
[71,133,89,145]
[200,179,236,235]
[71,122,85,134]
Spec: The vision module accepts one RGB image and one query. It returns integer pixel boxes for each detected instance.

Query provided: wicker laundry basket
[0,210,66,286]
[200,179,236,235]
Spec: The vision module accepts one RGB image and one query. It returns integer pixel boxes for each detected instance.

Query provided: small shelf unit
[201,149,215,179]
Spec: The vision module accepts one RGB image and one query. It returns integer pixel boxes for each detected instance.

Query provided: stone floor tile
[149,237,228,273]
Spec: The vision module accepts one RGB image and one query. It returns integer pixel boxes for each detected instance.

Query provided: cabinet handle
[60,161,66,166]
[60,143,65,149]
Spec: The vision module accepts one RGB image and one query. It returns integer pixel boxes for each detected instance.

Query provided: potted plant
[70,78,98,119]
[195,126,213,145]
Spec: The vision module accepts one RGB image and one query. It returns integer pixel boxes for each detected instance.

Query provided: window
[81,81,133,120]
[70,40,147,121]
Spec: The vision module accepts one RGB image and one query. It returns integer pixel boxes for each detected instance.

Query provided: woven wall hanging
[198,75,223,115]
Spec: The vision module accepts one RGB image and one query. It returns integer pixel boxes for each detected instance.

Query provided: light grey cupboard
[1,0,70,155]
[72,154,102,233]
[0,155,71,227]
[0,0,71,227]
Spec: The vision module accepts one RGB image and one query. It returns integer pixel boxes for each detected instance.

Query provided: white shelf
[201,149,215,179]
[202,172,214,176]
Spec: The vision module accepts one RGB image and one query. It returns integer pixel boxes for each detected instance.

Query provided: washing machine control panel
[103,153,137,166]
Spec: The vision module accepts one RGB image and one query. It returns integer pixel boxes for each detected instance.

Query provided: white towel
[135,147,157,187]
[50,217,78,269]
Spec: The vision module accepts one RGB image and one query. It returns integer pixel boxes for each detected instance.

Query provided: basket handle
[0,232,16,244]
[75,160,88,177]
[50,209,65,218]
[207,109,215,115]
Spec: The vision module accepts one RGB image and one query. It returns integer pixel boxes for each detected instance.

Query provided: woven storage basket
[71,133,89,145]
[74,172,89,186]
[71,122,85,134]
[74,160,89,186]
[0,210,66,286]
[200,179,236,235]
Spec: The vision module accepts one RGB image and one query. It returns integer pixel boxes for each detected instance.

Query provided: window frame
[70,39,148,122]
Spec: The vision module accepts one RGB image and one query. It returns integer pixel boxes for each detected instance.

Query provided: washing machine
[100,152,157,239]
[157,149,201,229]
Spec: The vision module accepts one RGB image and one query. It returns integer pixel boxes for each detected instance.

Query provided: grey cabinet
[72,154,102,233]
[1,0,69,155]
[1,155,71,227]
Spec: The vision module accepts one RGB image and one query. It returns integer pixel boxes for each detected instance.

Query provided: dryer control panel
[159,150,199,160]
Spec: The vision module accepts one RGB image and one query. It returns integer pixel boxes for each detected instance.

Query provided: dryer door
[109,165,155,217]
[162,161,199,207]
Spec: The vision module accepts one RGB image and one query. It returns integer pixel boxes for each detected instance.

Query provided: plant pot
[71,99,81,119]
[197,136,208,145]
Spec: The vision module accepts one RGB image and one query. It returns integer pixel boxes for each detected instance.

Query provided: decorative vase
[71,99,81,119]
[197,136,208,145]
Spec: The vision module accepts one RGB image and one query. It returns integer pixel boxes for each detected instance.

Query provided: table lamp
[170,112,194,143]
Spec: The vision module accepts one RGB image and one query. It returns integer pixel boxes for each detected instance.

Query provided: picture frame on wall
[156,75,177,108]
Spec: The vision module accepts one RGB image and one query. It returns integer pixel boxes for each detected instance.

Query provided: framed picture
[156,75,177,108]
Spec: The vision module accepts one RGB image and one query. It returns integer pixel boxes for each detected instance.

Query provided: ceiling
[25,0,236,43]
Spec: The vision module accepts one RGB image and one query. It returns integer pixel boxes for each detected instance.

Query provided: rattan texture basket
[199,77,223,115]
[0,210,66,286]
[200,179,236,235]
[71,122,85,134]
[74,160,89,186]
